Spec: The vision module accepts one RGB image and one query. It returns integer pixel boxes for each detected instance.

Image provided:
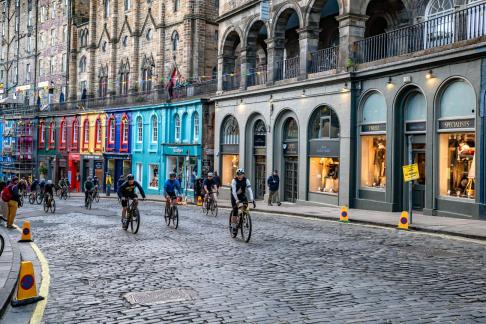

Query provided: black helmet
[169,172,176,177]
[126,174,134,180]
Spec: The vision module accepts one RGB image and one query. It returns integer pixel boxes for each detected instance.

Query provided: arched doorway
[220,115,240,186]
[253,119,267,199]
[282,117,299,202]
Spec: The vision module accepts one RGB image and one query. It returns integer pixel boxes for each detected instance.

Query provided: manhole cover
[124,288,197,305]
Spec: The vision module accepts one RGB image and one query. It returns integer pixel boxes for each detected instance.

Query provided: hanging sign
[260,0,270,21]
[402,163,420,182]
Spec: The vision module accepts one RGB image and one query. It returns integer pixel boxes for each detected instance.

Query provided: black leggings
[231,194,247,216]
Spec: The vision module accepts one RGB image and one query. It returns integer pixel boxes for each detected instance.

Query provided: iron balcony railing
[275,56,300,81]
[309,46,339,73]
[223,73,241,91]
[246,65,268,87]
[354,2,486,64]
[0,80,217,117]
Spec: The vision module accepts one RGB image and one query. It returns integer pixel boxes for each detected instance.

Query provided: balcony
[246,65,267,87]
[309,46,338,74]
[354,2,486,64]
[223,73,241,91]
[275,56,300,81]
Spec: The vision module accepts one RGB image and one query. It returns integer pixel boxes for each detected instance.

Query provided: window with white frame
[175,114,181,142]
[61,121,67,144]
[108,118,115,144]
[137,116,143,142]
[151,115,158,142]
[193,112,199,141]
[122,118,129,143]
[96,119,102,144]
[73,120,78,144]
[84,120,89,144]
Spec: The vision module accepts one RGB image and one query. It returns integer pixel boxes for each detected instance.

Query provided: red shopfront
[68,153,81,192]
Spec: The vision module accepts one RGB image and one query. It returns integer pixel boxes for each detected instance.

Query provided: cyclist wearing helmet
[84,177,95,206]
[230,169,255,233]
[93,176,100,193]
[203,172,218,204]
[44,180,55,197]
[164,172,181,205]
[117,174,146,228]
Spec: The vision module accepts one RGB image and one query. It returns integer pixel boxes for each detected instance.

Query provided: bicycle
[164,196,179,229]
[0,232,4,257]
[203,193,218,217]
[28,190,37,204]
[36,190,44,205]
[60,186,68,200]
[229,201,252,243]
[122,198,140,234]
[93,188,100,203]
[85,190,94,210]
[43,194,56,213]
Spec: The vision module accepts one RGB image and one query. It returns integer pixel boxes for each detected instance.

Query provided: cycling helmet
[236,168,245,175]
[47,180,52,184]
[126,174,134,180]
[207,172,214,177]
[169,172,177,177]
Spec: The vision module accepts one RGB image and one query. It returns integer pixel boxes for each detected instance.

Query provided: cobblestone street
[13,198,486,323]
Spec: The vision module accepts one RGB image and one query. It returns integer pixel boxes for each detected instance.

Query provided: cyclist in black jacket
[117,174,146,229]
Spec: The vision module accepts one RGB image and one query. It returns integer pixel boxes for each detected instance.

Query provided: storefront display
[220,116,240,187]
[439,133,475,199]
[309,157,339,193]
[149,164,159,189]
[361,135,386,188]
[222,154,239,186]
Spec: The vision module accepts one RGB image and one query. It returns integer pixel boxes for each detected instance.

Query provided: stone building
[69,0,220,100]
[214,0,486,219]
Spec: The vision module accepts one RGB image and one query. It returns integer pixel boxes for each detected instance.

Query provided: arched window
[175,114,181,142]
[95,118,102,145]
[79,56,87,73]
[426,0,454,47]
[193,112,199,141]
[284,118,298,141]
[108,117,115,144]
[72,119,79,145]
[142,68,152,92]
[121,115,129,145]
[360,92,387,189]
[172,31,179,51]
[308,106,340,194]
[48,120,55,148]
[222,115,239,144]
[438,79,476,199]
[220,116,240,186]
[174,0,180,12]
[151,115,158,142]
[39,121,45,146]
[83,119,89,147]
[136,116,143,143]
[60,119,67,146]
[99,76,108,98]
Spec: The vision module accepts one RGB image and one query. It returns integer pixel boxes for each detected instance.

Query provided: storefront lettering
[439,118,475,130]
[361,123,386,133]
[309,140,340,157]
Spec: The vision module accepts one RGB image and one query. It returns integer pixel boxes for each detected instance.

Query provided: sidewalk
[76,193,486,241]
[0,225,20,317]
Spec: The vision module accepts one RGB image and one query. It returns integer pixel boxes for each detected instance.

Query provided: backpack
[1,185,13,202]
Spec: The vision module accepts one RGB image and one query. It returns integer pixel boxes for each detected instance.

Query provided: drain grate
[124,288,197,305]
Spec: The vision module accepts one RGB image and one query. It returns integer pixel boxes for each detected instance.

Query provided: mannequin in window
[373,140,386,187]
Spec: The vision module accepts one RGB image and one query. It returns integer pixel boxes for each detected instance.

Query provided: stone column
[297,27,319,78]
[87,0,98,98]
[217,54,224,93]
[239,48,248,90]
[265,38,283,85]
[130,0,141,93]
[336,14,368,72]
[109,0,119,96]
[68,25,78,100]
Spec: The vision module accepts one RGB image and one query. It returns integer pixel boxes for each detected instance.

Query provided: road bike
[85,191,94,210]
[93,188,100,203]
[229,201,252,243]
[36,190,44,205]
[60,186,68,200]
[164,196,179,229]
[43,194,56,213]
[122,198,140,234]
[28,190,37,204]
[203,193,218,217]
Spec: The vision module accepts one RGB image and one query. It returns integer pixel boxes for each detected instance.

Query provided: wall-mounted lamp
[341,82,349,92]
[426,70,435,79]
[387,77,393,85]
[301,89,306,98]
[240,98,243,104]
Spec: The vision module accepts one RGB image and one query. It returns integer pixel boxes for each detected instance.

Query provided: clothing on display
[361,135,387,189]
[309,157,339,194]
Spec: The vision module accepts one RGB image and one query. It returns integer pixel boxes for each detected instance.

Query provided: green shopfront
[162,144,203,197]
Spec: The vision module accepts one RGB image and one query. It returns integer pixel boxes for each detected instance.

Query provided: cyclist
[84,177,95,206]
[117,174,146,229]
[44,180,55,206]
[117,175,125,192]
[164,172,181,208]
[93,176,100,193]
[30,178,39,192]
[58,178,66,189]
[203,172,218,207]
[230,169,255,235]
[39,178,46,194]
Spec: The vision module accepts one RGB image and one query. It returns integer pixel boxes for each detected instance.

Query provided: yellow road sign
[403,163,420,182]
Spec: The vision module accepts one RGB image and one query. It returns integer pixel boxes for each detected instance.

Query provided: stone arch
[246,19,269,86]
[219,26,245,54]
[271,2,304,38]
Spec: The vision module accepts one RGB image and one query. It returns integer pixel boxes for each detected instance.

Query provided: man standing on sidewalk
[105,173,113,196]
[3,177,20,228]
[267,170,281,206]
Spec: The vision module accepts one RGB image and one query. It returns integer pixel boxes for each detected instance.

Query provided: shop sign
[405,122,426,133]
[439,118,475,130]
[309,140,340,157]
[254,134,266,147]
[283,142,298,155]
[69,153,80,160]
[260,0,270,21]
[103,153,131,160]
[221,144,239,154]
[254,147,266,156]
[81,155,102,160]
[205,148,214,155]
[403,163,420,182]
[94,161,103,169]
[16,84,31,92]
[37,81,49,88]
[163,145,200,156]
[361,123,386,133]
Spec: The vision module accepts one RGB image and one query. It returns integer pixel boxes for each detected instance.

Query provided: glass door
[255,156,266,199]
[284,158,298,202]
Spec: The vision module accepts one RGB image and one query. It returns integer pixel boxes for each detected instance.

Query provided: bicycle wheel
[130,208,140,234]
[122,214,128,231]
[164,206,171,226]
[28,194,35,204]
[211,200,218,217]
[95,192,100,203]
[240,212,252,243]
[229,213,237,238]
[43,200,49,213]
[0,234,4,257]
[171,206,179,229]
[19,195,24,207]
[88,197,92,210]
[50,200,56,213]
[36,193,43,205]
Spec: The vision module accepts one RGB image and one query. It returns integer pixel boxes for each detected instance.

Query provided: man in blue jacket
[267,170,281,206]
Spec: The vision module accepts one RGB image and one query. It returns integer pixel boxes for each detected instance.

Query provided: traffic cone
[11,261,44,307]
[196,196,203,206]
[340,206,349,223]
[398,211,409,230]
[18,220,33,242]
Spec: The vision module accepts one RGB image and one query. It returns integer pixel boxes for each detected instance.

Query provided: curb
[73,194,486,242]
[0,227,21,318]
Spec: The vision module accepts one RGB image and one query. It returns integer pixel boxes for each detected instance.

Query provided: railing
[309,46,338,73]
[246,65,268,87]
[223,73,241,91]
[355,2,486,64]
[275,56,300,81]
[0,80,217,117]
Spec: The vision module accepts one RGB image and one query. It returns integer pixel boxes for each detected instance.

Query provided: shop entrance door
[284,158,298,203]
[254,156,266,199]
[403,140,426,211]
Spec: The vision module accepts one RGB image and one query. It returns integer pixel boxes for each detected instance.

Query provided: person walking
[105,173,113,196]
[2,176,21,228]
[0,181,7,223]
[267,170,281,206]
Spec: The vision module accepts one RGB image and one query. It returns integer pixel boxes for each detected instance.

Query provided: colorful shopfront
[79,112,106,188]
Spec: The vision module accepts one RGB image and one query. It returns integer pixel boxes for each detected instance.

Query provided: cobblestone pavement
[13,198,486,323]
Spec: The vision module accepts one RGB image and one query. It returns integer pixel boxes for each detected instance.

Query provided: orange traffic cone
[196,196,203,206]
[18,220,33,242]
[339,206,349,223]
[11,261,44,307]
[398,211,409,230]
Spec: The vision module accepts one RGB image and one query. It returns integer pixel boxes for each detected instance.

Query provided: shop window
[72,119,79,145]
[137,116,143,143]
[148,164,159,189]
[308,106,340,194]
[284,118,298,140]
[121,116,129,145]
[193,112,199,141]
[175,114,181,142]
[360,92,387,189]
[151,115,158,142]
[60,120,67,147]
[39,121,45,147]
[220,115,240,186]
[48,121,55,149]
[222,155,239,186]
[108,117,115,144]
[438,80,476,199]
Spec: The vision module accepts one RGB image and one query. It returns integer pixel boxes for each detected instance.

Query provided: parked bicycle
[164,196,179,229]
[229,201,252,243]
[43,193,56,213]
[122,198,140,234]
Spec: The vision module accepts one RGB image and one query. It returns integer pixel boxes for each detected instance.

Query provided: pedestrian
[0,181,7,223]
[2,176,21,228]
[105,173,113,196]
[267,170,281,206]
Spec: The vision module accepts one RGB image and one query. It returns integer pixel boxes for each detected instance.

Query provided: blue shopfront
[162,144,202,196]
[103,153,132,192]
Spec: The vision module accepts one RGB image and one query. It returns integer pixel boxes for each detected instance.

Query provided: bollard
[398,211,409,230]
[18,220,33,242]
[11,261,44,307]
[340,206,349,223]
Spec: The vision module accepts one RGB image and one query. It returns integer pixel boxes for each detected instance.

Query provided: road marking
[13,225,50,324]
